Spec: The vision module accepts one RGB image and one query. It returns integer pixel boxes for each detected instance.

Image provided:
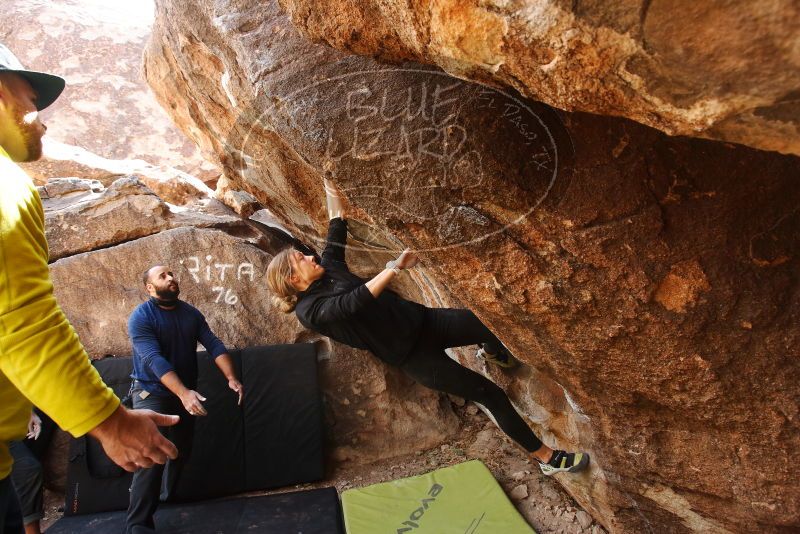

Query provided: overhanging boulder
[143,1,800,532]
[278,0,800,156]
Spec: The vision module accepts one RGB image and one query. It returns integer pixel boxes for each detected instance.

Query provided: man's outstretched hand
[179,389,208,416]
[228,378,244,406]
[89,405,179,472]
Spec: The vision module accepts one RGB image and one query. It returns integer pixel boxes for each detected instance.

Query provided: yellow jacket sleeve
[0,149,119,478]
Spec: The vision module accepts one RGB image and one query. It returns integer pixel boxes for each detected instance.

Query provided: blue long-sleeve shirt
[128,298,227,396]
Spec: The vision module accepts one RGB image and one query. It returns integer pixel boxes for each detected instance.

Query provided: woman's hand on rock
[324,177,345,219]
[396,249,419,270]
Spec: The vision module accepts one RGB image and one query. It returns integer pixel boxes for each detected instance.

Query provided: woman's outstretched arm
[364,249,418,298]
[321,178,348,263]
[305,249,420,324]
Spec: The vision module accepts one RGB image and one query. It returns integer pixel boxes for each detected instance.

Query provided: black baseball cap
[0,43,65,110]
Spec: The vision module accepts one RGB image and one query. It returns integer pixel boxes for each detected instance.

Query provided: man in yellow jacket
[0,44,180,533]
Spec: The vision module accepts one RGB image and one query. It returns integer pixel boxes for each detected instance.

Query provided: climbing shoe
[476,344,518,368]
[539,450,590,476]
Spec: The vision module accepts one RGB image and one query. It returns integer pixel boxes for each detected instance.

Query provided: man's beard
[20,128,42,161]
[13,108,43,161]
[155,286,180,301]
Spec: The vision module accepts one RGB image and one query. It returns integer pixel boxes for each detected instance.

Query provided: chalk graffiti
[324,82,467,164]
[212,287,239,305]
[313,73,558,227]
[179,255,255,306]
[229,67,564,252]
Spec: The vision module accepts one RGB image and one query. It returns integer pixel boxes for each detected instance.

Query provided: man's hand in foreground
[27,411,42,440]
[88,405,179,472]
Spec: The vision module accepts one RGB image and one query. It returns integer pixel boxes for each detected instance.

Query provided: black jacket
[295,218,425,366]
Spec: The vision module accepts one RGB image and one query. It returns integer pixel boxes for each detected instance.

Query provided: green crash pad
[341,460,535,534]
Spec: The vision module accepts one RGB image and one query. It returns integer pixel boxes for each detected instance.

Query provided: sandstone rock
[467,429,502,459]
[42,176,238,261]
[0,0,214,177]
[577,510,594,529]
[50,226,284,357]
[321,342,459,464]
[279,0,800,157]
[216,174,262,217]
[653,259,711,313]
[138,170,215,206]
[510,483,529,501]
[222,189,260,216]
[22,155,125,187]
[447,394,466,407]
[144,0,800,531]
[21,140,216,206]
[38,178,103,199]
[542,480,564,503]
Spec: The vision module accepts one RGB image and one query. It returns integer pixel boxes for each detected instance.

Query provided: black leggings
[399,308,543,452]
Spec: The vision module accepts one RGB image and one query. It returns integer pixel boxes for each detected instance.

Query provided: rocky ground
[42,400,604,533]
[317,400,606,534]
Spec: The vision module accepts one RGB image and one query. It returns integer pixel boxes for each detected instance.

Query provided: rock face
[318,342,460,466]
[44,178,458,485]
[215,174,263,217]
[277,0,800,157]
[22,141,217,206]
[144,1,800,532]
[40,176,238,261]
[1,0,218,180]
[51,225,281,356]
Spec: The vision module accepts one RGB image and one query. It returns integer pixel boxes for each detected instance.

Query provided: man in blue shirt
[125,265,243,534]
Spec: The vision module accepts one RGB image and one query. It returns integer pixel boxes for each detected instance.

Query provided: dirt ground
[41,401,604,533]
[312,400,607,534]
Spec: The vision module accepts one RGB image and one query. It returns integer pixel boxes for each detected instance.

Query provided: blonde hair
[266,248,299,313]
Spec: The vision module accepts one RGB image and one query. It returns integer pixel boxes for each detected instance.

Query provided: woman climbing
[265,178,589,476]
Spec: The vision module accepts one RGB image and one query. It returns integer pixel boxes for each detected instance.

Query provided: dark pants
[0,476,23,534]
[125,390,194,534]
[400,308,543,452]
[8,442,42,526]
